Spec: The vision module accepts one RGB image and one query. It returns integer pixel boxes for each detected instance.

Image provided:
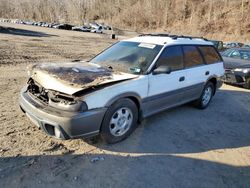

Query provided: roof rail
[139,33,208,41]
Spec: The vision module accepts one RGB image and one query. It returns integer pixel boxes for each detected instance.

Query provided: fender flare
[105,92,142,108]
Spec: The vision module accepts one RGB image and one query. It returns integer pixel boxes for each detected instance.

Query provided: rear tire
[194,82,215,109]
[100,98,138,144]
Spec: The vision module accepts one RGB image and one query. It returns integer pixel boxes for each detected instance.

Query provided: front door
[143,45,188,116]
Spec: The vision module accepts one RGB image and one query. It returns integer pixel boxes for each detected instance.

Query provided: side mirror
[152,66,172,75]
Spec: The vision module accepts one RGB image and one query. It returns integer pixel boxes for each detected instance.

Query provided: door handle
[179,76,185,82]
[205,71,210,75]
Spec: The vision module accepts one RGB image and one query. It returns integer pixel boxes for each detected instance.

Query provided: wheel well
[126,96,143,123]
[127,96,140,111]
[208,77,217,95]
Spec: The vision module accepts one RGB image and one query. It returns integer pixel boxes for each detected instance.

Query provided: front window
[90,41,163,74]
[155,46,184,71]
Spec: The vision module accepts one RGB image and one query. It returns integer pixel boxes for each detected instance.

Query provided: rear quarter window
[198,46,222,64]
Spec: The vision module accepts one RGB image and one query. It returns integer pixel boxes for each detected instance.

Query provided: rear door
[181,45,207,99]
[182,45,224,99]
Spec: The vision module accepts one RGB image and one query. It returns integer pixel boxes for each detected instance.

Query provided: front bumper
[223,70,249,85]
[19,88,107,139]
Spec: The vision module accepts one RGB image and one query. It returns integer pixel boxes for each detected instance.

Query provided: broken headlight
[48,92,88,112]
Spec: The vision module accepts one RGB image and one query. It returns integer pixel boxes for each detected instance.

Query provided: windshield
[90,41,163,74]
[221,49,250,60]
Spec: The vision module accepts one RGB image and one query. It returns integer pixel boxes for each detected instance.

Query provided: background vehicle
[72,26,91,32]
[23,20,34,25]
[243,44,250,48]
[221,48,250,89]
[225,42,244,49]
[53,24,74,30]
[90,25,103,33]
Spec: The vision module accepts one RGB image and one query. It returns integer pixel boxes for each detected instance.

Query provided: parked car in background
[33,22,41,26]
[50,23,59,28]
[243,44,250,48]
[72,26,91,32]
[221,48,250,89]
[19,34,224,143]
[41,22,50,27]
[91,26,103,33]
[53,24,74,30]
[104,25,112,30]
[23,20,34,25]
[225,42,244,49]
[89,22,99,28]
[97,23,111,30]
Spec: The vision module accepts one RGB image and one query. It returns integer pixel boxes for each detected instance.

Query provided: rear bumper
[19,87,107,139]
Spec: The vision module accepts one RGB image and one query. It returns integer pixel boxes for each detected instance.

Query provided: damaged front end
[27,78,88,112]
[20,79,107,139]
[25,62,138,112]
[20,62,139,139]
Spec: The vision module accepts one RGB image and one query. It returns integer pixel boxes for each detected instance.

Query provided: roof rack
[139,33,208,41]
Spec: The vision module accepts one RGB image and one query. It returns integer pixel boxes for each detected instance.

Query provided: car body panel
[82,75,148,109]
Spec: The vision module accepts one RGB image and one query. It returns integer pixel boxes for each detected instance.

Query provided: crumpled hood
[223,57,250,69]
[29,62,138,95]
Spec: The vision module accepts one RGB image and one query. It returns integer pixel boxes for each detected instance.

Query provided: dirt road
[0,23,250,188]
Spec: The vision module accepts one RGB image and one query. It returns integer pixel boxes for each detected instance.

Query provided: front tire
[243,78,250,89]
[100,98,138,144]
[194,82,215,109]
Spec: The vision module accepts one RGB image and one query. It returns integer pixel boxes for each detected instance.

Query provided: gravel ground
[0,22,250,188]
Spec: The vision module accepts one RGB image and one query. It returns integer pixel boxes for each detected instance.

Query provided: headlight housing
[48,96,88,112]
[234,68,250,73]
[27,79,88,112]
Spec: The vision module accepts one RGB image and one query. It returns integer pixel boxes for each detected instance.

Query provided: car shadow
[86,87,250,155]
[224,82,249,90]
[0,153,249,188]
[0,26,57,37]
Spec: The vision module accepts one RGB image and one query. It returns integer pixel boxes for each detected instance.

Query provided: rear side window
[156,46,184,71]
[199,46,222,64]
[183,46,204,68]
